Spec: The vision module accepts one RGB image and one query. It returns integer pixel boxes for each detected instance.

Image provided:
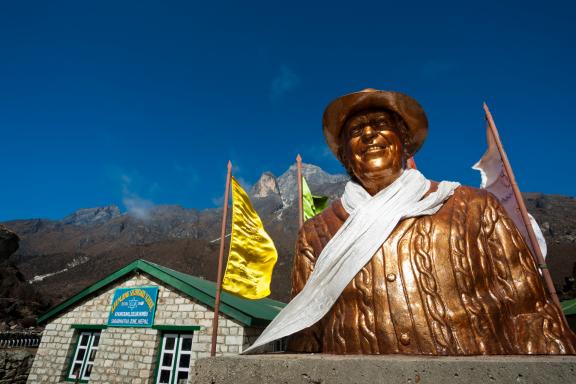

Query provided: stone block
[228,345,240,353]
[198,335,212,343]
[225,336,243,345]
[144,340,157,349]
[195,355,576,384]
[179,304,195,312]
[199,319,213,327]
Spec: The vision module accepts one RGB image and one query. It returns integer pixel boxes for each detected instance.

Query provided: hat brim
[322,90,428,160]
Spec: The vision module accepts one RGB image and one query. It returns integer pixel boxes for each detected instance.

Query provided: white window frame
[67,330,101,381]
[155,333,194,384]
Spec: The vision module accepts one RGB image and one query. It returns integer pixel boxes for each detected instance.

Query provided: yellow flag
[222,177,278,299]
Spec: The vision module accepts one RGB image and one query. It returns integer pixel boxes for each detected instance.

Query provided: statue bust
[246,89,576,355]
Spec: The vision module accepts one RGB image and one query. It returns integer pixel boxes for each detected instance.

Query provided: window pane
[72,363,82,377]
[177,371,188,383]
[165,337,176,350]
[88,349,97,362]
[179,354,190,368]
[80,334,90,346]
[181,337,192,351]
[162,353,173,367]
[159,369,171,383]
[92,334,100,347]
[84,363,93,378]
[76,348,86,361]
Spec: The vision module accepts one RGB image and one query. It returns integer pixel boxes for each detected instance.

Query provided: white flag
[472,125,547,258]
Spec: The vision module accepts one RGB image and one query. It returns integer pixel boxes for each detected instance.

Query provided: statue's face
[342,110,405,194]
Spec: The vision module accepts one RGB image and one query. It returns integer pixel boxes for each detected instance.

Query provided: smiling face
[342,110,406,195]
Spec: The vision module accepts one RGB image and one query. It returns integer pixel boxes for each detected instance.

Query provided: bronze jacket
[288,185,576,355]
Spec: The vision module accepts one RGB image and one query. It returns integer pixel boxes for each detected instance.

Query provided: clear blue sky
[1,1,574,221]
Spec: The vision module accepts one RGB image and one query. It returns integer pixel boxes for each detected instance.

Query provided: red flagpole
[483,103,563,313]
[296,154,304,228]
[211,160,232,357]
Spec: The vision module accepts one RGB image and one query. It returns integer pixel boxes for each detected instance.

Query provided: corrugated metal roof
[38,259,285,326]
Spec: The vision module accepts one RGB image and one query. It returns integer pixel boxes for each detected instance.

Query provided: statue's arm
[286,225,323,352]
[483,191,576,353]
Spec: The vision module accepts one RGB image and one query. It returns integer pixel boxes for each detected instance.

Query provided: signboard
[108,286,159,327]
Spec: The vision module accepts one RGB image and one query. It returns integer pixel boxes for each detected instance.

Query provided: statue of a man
[245,89,576,355]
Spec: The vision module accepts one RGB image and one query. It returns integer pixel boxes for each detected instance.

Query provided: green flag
[302,176,329,221]
[561,298,576,316]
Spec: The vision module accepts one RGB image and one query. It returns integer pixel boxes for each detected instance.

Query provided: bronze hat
[322,88,429,159]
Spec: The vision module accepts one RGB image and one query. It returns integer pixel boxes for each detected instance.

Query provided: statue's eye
[349,125,362,137]
[373,120,388,129]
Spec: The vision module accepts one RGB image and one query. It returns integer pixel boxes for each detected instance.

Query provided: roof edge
[37,259,259,326]
[38,259,145,324]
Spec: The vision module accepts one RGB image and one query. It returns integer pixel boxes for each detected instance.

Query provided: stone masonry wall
[0,348,35,384]
[27,272,262,383]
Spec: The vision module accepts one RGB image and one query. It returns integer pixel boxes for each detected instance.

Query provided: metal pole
[210,160,232,357]
[296,154,304,228]
[483,103,563,312]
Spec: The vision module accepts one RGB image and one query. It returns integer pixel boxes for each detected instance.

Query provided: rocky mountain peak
[61,205,121,226]
[277,163,349,206]
[250,172,281,199]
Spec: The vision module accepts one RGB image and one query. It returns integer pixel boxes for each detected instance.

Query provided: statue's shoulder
[301,199,348,239]
[447,183,497,209]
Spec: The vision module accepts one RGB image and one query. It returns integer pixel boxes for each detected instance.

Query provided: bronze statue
[284,89,576,355]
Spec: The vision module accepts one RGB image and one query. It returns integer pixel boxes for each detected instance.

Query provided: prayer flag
[302,176,329,221]
[222,177,278,299]
[472,125,547,258]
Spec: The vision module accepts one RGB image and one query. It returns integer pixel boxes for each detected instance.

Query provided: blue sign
[108,286,159,327]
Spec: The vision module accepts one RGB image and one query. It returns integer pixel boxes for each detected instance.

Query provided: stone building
[27,259,285,383]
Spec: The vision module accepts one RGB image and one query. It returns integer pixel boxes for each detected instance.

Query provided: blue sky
[1,1,575,221]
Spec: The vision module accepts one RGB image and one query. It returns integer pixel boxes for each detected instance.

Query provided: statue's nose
[361,125,377,141]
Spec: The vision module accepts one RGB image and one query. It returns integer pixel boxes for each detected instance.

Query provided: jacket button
[386,273,396,282]
[400,333,410,345]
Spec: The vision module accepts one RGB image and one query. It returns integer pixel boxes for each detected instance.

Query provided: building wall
[27,273,263,384]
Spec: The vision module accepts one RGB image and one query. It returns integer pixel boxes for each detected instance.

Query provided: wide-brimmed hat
[322,88,428,159]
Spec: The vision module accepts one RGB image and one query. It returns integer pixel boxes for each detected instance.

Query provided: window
[156,333,193,384]
[273,337,288,352]
[67,330,100,381]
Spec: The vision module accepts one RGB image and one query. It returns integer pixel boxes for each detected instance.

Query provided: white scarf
[243,169,460,354]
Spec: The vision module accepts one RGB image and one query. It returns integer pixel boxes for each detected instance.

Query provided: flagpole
[296,154,304,228]
[483,103,563,311]
[211,160,232,357]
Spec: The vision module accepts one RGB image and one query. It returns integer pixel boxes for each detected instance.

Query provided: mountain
[2,163,575,319]
[3,164,347,306]
[0,225,50,329]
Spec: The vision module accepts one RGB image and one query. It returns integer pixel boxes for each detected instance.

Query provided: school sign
[108,286,159,327]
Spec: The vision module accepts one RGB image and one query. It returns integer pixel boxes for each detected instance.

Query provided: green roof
[38,259,286,327]
[561,298,576,316]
